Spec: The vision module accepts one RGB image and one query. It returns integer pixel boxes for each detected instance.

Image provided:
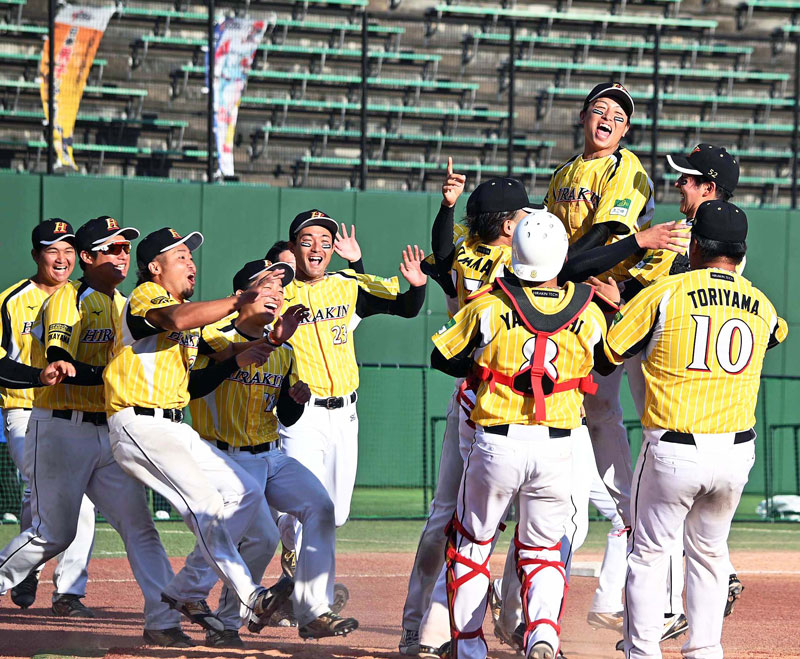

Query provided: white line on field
[733,527,800,534]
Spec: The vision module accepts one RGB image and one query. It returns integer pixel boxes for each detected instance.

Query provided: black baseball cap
[466,178,535,217]
[32,218,76,250]
[233,259,295,292]
[666,144,740,195]
[692,201,747,243]
[583,82,635,118]
[76,216,140,253]
[289,209,339,242]
[136,227,204,271]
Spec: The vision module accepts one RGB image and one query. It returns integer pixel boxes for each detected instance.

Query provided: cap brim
[292,218,338,239]
[160,231,204,254]
[586,89,634,116]
[666,154,703,176]
[39,234,76,246]
[90,227,141,250]
[266,261,295,287]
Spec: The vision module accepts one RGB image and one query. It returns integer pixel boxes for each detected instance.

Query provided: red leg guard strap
[526,618,562,637]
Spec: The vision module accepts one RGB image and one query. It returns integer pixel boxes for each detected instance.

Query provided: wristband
[266,330,281,348]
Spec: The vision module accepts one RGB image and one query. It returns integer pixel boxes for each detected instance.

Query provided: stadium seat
[737,0,800,30]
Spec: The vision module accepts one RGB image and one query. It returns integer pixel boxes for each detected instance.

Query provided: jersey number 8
[687,315,754,374]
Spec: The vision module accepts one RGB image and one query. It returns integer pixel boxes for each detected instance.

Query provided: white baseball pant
[278,394,357,568]
[589,475,627,615]
[214,445,337,628]
[160,442,279,624]
[0,408,179,630]
[447,424,573,659]
[108,407,265,620]
[403,382,470,632]
[2,408,96,599]
[623,430,755,659]
[586,358,685,616]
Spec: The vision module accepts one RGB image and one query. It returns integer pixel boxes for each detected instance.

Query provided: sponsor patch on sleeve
[437,317,456,334]
[47,323,73,342]
[610,198,631,217]
[149,295,171,305]
[611,311,623,326]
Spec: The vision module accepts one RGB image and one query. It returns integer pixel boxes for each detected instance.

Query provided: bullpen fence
[1,368,799,524]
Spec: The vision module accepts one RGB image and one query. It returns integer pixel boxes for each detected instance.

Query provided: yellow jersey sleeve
[431,303,481,359]
[593,151,653,235]
[43,284,82,357]
[769,316,789,348]
[628,249,681,286]
[606,279,670,360]
[128,281,179,334]
[348,271,400,299]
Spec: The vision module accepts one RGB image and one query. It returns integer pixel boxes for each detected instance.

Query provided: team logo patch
[168,229,181,239]
[47,323,73,342]
[438,318,456,334]
[105,217,120,230]
[610,198,631,217]
[150,296,171,305]
[611,311,623,325]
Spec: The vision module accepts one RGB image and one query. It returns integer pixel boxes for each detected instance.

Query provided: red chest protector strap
[477,278,597,422]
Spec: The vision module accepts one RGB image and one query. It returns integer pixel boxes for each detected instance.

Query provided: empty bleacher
[0,0,798,204]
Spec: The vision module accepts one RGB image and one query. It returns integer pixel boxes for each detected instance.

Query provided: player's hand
[333,224,362,263]
[40,360,76,386]
[400,245,427,287]
[288,381,311,404]
[271,304,309,344]
[442,157,466,208]
[236,342,273,368]
[635,221,691,254]
[588,276,621,305]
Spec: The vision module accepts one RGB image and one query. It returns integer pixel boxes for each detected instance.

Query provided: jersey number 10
[687,314,754,374]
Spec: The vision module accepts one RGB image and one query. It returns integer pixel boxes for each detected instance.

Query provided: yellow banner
[40,5,115,169]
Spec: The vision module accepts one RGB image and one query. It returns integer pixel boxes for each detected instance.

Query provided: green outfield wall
[0,172,797,516]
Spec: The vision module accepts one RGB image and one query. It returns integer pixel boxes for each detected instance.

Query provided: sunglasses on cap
[95,242,131,255]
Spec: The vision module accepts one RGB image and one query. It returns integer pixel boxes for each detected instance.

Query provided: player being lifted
[431,209,621,659]
[602,201,787,658]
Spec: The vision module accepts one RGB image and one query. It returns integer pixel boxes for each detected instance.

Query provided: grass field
[1,518,797,559]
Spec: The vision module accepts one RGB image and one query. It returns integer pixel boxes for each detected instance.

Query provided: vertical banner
[211,17,267,178]
[40,4,115,170]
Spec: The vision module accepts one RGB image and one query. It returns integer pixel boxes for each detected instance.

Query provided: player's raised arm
[354,245,427,320]
[431,157,466,266]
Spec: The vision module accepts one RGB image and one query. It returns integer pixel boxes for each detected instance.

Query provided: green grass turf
[0,519,797,559]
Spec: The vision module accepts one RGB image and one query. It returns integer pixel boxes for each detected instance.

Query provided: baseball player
[276,210,426,578]
[0,219,96,615]
[266,224,366,275]
[604,200,787,658]
[103,227,296,638]
[404,164,685,657]
[187,258,358,646]
[431,209,620,659]
[0,216,191,646]
[545,82,692,640]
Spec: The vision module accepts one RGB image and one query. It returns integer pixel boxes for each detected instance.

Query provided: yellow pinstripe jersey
[0,279,50,409]
[545,147,654,281]
[452,237,511,309]
[606,268,788,433]
[189,318,293,447]
[284,270,400,397]
[104,282,199,413]
[432,282,614,429]
[32,280,124,413]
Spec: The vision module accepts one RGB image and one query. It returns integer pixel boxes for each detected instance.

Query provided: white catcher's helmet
[511,208,569,282]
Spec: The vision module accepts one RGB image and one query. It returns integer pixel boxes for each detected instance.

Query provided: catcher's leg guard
[513,526,568,656]
[445,516,495,659]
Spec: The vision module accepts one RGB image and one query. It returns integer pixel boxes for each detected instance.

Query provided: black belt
[133,406,184,423]
[313,392,357,410]
[216,440,277,454]
[660,429,755,445]
[52,409,107,425]
[485,424,572,439]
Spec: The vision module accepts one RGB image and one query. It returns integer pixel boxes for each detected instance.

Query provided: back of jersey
[608,268,787,433]
[451,237,511,310]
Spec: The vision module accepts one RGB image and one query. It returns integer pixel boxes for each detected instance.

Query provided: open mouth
[187,274,195,285]
[597,123,612,138]
[114,264,126,272]
[308,256,323,266]
[263,301,278,311]
[53,265,68,273]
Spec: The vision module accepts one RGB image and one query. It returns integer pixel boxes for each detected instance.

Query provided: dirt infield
[1,551,798,659]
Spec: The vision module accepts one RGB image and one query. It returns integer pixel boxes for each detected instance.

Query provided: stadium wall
[0,172,797,500]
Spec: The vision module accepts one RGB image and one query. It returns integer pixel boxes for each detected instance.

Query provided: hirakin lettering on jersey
[298,304,350,325]
[228,370,284,387]
[81,328,114,343]
[555,187,601,206]
[166,331,199,348]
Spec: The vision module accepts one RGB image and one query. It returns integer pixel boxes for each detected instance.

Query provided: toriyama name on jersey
[555,187,601,206]
[298,305,350,325]
[228,370,284,387]
[687,287,760,316]
[166,331,200,348]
